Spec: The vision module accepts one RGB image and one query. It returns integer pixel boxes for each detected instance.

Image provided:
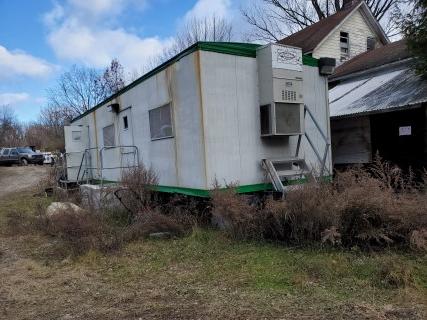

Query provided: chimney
[342,0,356,9]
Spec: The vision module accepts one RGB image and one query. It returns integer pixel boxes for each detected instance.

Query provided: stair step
[269,157,306,165]
[276,169,305,177]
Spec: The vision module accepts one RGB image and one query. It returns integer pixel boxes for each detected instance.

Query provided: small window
[149,103,173,140]
[72,131,81,141]
[123,116,128,130]
[2,149,10,155]
[340,31,350,61]
[103,124,115,147]
[367,37,376,51]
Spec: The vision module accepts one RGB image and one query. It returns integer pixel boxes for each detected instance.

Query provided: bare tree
[0,105,24,147]
[242,0,413,41]
[99,58,125,95]
[149,15,233,69]
[46,65,107,118]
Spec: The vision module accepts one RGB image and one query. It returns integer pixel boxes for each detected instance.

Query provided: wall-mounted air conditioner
[260,103,304,136]
[257,43,304,137]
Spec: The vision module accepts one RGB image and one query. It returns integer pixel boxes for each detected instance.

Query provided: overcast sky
[0,0,248,121]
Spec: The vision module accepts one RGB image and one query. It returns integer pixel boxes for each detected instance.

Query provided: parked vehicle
[0,147,44,166]
[42,152,55,165]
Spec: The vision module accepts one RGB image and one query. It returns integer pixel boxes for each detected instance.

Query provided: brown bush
[209,159,427,250]
[34,207,123,256]
[210,185,262,240]
[265,182,340,243]
[117,165,159,221]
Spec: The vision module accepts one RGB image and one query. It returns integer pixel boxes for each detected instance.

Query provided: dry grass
[0,162,426,319]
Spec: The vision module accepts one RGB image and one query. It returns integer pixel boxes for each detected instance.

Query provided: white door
[118,108,137,176]
[64,125,89,181]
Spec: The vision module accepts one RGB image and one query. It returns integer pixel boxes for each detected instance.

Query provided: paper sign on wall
[399,126,411,136]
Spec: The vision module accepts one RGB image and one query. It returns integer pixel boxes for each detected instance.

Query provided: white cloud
[0,45,55,79]
[185,0,232,21]
[0,92,30,106]
[43,2,64,27]
[44,0,172,71]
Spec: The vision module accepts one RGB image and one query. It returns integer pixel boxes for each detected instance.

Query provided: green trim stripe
[86,175,332,198]
[303,55,318,67]
[71,41,318,123]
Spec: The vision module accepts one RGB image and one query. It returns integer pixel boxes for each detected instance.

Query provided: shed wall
[331,116,372,164]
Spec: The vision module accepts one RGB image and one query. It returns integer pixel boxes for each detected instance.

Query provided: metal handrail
[99,145,140,188]
[76,147,99,184]
[303,104,331,177]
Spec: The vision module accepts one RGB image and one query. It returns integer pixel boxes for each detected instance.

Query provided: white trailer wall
[67,44,332,194]
[199,51,332,188]
[71,52,207,189]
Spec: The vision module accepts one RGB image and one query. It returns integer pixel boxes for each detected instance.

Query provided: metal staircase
[262,105,331,196]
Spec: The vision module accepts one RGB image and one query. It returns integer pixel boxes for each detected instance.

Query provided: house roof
[329,67,427,118]
[330,40,411,80]
[278,1,388,54]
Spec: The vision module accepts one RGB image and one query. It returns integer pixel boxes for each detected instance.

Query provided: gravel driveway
[0,165,47,198]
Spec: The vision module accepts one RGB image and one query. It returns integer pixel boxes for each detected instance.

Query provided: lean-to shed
[64,42,333,197]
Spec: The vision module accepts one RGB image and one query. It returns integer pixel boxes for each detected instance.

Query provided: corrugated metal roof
[329,67,427,118]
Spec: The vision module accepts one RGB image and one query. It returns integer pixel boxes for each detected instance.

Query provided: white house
[64,42,333,197]
[279,0,388,64]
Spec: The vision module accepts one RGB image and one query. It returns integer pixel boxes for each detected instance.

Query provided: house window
[340,31,350,61]
[123,116,128,130]
[72,131,81,141]
[103,124,115,146]
[149,103,173,140]
[367,37,376,51]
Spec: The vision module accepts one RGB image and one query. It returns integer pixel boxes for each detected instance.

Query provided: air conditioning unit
[260,103,304,136]
[257,44,304,137]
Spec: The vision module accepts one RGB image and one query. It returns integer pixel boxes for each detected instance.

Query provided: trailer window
[149,103,173,140]
[103,124,115,147]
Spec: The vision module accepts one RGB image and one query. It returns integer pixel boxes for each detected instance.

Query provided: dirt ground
[0,165,47,199]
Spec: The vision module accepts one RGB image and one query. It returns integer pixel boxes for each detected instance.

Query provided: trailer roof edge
[71,42,319,123]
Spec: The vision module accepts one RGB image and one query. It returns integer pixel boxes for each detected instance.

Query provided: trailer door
[64,125,89,181]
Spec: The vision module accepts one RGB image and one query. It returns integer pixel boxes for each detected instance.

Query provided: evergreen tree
[402,0,427,76]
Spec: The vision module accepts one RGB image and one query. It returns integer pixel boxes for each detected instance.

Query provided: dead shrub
[210,185,261,240]
[30,205,123,257]
[340,205,395,248]
[116,165,158,222]
[265,182,340,243]
[209,158,426,250]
